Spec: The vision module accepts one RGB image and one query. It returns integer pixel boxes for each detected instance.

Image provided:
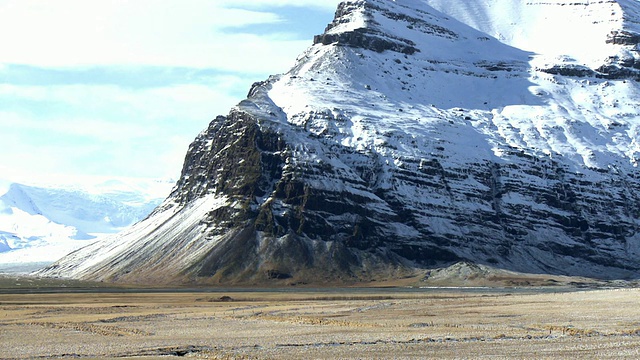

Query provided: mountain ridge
[38,0,640,284]
[0,179,171,273]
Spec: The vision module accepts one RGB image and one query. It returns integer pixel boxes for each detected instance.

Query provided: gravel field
[3,287,640,359]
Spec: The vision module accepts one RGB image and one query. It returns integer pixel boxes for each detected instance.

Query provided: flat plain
[3,277,640,359]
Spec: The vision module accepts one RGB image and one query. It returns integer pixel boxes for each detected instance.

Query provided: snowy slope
[274,0,640,169]
[0,177,172,273]
[424,0,628,64]
[38,0,640,284]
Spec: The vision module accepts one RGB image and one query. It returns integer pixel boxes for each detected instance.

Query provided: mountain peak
[313,0,460,55]
[312,0,640,78]
[38,0,640,285]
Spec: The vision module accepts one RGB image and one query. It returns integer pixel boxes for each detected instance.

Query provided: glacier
[0,178,171,273]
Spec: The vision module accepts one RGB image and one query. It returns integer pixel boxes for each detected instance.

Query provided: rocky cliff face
[39,0,640,284]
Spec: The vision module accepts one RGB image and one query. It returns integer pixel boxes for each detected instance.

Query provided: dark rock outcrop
[606,30,640,45]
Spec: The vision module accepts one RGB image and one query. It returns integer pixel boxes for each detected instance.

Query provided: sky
[0,0,341,184]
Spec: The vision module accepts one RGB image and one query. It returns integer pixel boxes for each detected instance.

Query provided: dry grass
[3,288,640,359]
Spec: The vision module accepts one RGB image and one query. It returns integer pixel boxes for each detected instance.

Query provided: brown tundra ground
[3,279,640,359]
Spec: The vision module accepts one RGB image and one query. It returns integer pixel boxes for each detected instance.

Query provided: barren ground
[3,280,640,359]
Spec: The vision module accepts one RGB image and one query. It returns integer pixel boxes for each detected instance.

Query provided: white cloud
[0,0,340,181]
[0,81,248,179]
[221,0,340,10]
[0,78,245,119]
[0,0,319,72]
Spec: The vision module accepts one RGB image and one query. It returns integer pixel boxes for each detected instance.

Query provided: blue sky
[0,0,340,182]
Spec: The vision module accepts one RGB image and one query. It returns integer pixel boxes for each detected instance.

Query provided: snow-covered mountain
[0,178,172,273]
[39,0,640,284]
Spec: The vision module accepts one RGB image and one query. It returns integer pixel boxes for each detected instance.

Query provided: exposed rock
[606,30,640,45]
[539,64,596,78]
[313,28,419,55]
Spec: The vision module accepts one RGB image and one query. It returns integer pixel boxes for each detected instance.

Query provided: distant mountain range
[0,178,172,273]
[39,0,640,284]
